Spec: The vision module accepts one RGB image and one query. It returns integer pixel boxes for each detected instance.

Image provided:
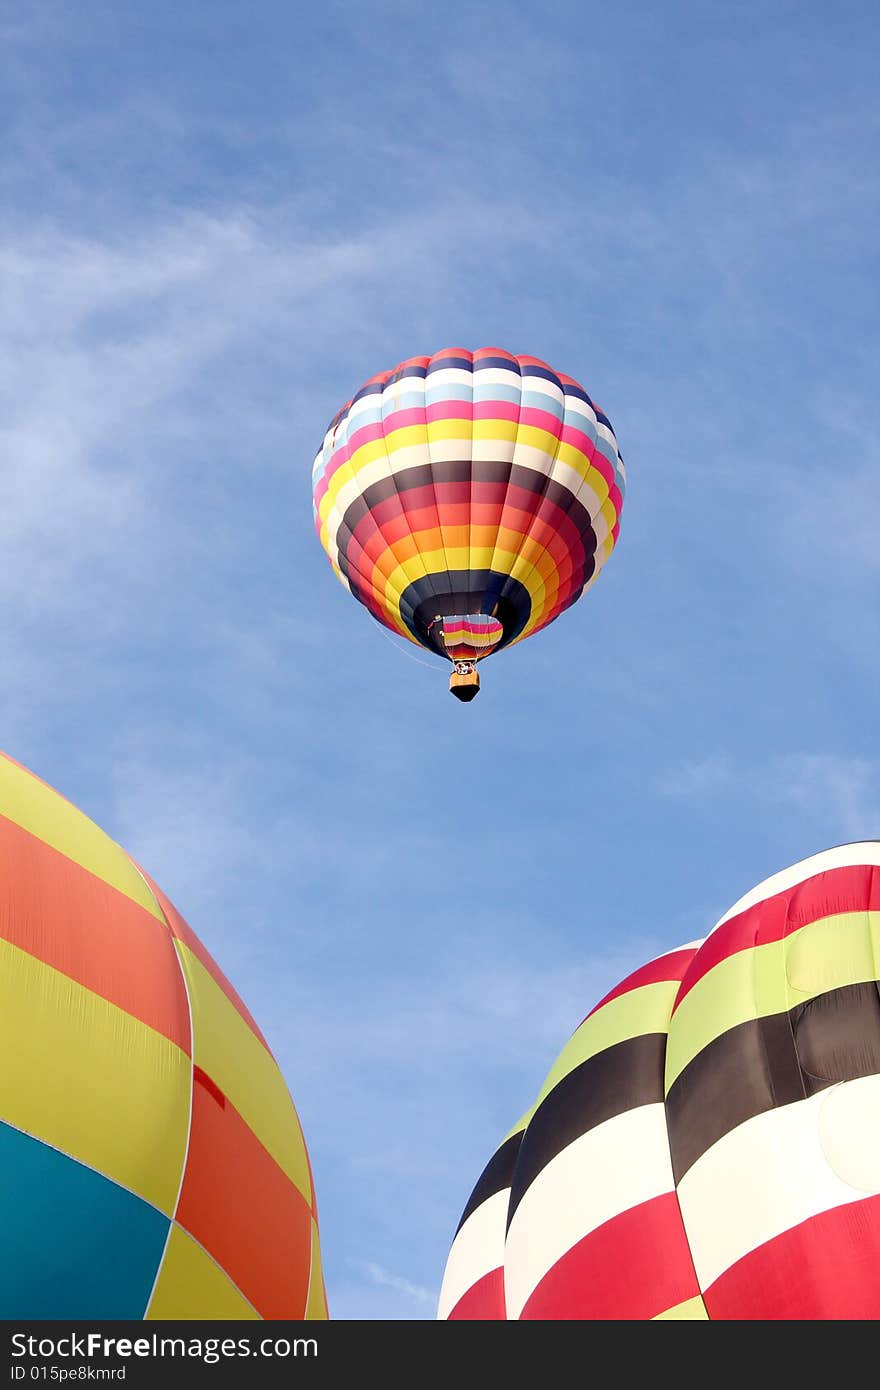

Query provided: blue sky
[2,0,877,1318]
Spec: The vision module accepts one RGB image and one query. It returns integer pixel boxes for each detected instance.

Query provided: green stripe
[665,910,880,1089]
[530,981,679,1114]
[654,1295,708,1320]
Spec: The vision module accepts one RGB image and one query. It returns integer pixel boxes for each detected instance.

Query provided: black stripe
[666,981,880,1183]
[472,356,522,375]
[520,364,562,389]
[426,356,475,374]
[454,1132,523,1237]
[507,1033,667,1226]
[351,380,384,405]
[795,980,880,1083]
[334,459,598,653]
[403,574,532,655]
[387,364,427,383]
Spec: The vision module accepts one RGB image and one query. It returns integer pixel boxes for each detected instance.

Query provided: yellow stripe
[556,443,612,490]
[305,1219,329,1320]
[146,1224,258,1320]
[510,423,563,456]
[600,494,619,533]
[0,938,188,1213]
[665,910,880,1089]
[654,1295,708,1320]
[0,755,164,922]
[381,543,545,619]
[473,418,518,444]
[175,942,312,1202]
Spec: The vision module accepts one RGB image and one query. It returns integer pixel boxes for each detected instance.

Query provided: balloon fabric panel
[312,347,625,663]
[0,751,327,1320]
[439,845,880,1319]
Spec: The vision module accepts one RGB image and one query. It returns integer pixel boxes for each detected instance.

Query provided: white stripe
[470,367,524,387]
[436,1189,508,1320]
[715,843,880,928]
[677,1078,880,1291]
[504,1104,674,1320]
[563,396,598,424]
[522,377,564,402]
[422,367,474,387]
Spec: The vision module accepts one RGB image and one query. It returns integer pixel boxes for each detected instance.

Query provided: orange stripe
[0,814,190,1051]
[140,869,270,1053]
[177,1076,313,1319]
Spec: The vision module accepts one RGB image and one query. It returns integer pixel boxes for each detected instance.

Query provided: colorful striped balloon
[311,347,625,698]
[0,751,327,1320]
[439,843,880,1319]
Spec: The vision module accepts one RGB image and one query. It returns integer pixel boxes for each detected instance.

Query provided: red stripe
[704,1194,880,1319]
[193,1065,226,1109]
[0,814,191,1052]
[177,1080,313,1318]
[474,346,516,365]
[674,864,880,1011]
[432,347,472,363]
[447,1268,506,1320]
[520,1192,700,1320]
[585,948,698,1022]
[346,484,587,589]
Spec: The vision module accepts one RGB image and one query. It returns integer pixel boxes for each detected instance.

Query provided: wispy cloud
[660,754,737,799]
[661,751,879,841]
[352,1261,435,1309]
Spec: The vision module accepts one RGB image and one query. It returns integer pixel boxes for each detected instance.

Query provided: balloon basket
[450,669,480,702]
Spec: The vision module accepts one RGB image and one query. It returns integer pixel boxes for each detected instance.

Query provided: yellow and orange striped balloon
[0,750,326,1320]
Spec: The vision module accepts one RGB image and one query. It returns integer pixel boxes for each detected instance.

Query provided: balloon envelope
[439,843,880,1319]
[312,347,625,680]
[0,751,327,1320]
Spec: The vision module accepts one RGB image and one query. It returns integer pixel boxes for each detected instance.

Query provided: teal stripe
[0,1121,170,1318]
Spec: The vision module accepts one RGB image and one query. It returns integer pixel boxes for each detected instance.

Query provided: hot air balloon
[311,347,625,701]
[0,750,327,1320]
[439,843,880,1319]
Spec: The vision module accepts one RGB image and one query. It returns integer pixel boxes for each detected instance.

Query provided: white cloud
[773,753,879,839]
[659,754,736,799]
[352,1261,435,1308]
[661,751,878,841]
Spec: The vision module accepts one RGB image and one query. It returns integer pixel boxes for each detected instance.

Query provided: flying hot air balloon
[439,843,880,1319]
[0,750,327,1320]
[311,347,626,701]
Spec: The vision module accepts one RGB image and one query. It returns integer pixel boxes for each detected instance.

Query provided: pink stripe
[518,405,563,435]
[346,420,388,451]
[380,406,429,431]
[425,401,472,423]
[474,400,519,422]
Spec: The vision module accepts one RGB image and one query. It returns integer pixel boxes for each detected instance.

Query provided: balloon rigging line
[376,623,447,673]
